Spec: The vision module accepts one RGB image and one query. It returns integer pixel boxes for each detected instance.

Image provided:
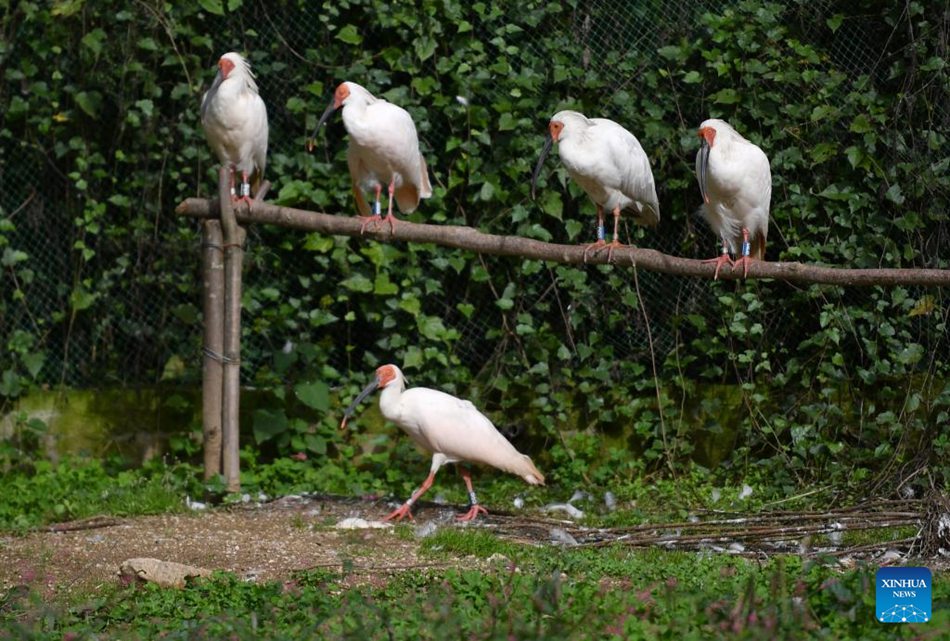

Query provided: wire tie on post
[202,347,234,364]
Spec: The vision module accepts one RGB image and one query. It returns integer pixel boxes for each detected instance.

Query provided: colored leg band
[241,183,250,197]
[468,491,478,506]
[742,240,750,257]
[373,200,381,216]
[597,224,606,242]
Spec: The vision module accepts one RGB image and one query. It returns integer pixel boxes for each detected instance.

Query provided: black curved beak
[339,376,380,429]
[307,100,338,152]
[530,134,554,201]
[697,139,711,205]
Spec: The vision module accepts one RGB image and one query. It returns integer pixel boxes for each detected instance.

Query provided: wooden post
[200,220,224,481]
[218,167,245,492]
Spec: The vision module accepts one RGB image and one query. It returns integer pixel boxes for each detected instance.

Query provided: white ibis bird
[341,364,545,521]
[695,118,771,278]
[530,110,660,261]
[309,81,432,233]
[201,52,268,202]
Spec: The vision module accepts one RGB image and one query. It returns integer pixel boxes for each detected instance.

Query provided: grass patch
[421,527,524,559]
[2,547,945,639]
[0,458,199,532]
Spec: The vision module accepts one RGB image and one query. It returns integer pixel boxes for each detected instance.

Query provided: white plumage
[695,118,771,278]
[341,364,544,521]
[200,52,268,200]
[531,110,659,259]
[311,81,431,229]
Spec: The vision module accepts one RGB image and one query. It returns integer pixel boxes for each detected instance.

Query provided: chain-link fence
[1,0,947,395]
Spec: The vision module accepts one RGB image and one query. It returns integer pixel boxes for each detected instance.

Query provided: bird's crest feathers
[220,52,259,93]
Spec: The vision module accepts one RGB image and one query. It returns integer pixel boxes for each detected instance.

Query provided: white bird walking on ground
[340,364,545,521]
[309,81,432,233]
[695,118,771,278]
[530,110,660,261]
[201,52,268,202]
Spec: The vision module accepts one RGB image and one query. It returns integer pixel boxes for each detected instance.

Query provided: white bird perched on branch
[531,110,660,261]
[309,81,432,234]
[200,52,269,202]
[340,364,545,522]
[695,118,771,278]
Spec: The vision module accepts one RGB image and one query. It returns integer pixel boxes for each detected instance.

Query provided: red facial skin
[218,56,235,79]
[376,364,397,388]
[333,83,351,109]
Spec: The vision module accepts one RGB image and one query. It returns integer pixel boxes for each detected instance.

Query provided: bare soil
[0,496,461,600]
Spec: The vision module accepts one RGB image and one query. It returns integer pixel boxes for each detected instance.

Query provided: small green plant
[2,543,945,639]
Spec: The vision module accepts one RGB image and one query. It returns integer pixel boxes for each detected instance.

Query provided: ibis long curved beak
[339,376,380,429]
[697,138,711,205]
[307,100,339,152]
[530,134,554,201]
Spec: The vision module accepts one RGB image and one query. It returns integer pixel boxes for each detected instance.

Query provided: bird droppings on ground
[568,490,591,504]
[413,521,439,539]
[542,503,585,519]
[185,496,207,511]
[333,517,393,530]
[550,528,579,546]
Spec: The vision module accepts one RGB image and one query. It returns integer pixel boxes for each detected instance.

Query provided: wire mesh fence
[0,0,946,395]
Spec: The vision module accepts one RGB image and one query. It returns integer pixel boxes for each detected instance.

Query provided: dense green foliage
[1,0,948,495]
[2,532,947,639]
[0,457,198,532]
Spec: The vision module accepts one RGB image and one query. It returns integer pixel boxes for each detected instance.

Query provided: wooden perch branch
[175,198,950,287]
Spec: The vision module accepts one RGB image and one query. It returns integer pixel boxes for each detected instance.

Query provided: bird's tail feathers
[394,155,432,213]
[394,183,420,213]
[351,181,371,216]
[630,201,660,228]
[418,155,433,199]
[518,454,545,486]
[751,232,766,260]
[250,168,263,197]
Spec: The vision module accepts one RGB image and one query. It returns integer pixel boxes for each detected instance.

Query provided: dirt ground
[0,496,473,599]
[2,494,944,601]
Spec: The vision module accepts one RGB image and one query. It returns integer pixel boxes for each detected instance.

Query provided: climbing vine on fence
[0,0,947,493]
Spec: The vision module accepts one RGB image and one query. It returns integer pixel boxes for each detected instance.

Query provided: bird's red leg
[604,205,627,263]
[702,240,732,280]
[384,471,436,522]
[381,178,399,234]
[582,205,607,262]
[456,467,488,522]
[358,184,383,235]
[731,228,755,278]
[228,167,238,201]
